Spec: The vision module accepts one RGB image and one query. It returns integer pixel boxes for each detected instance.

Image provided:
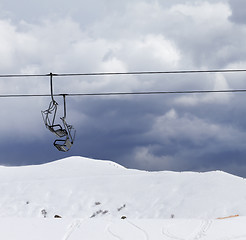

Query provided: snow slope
[1,217,246,240]
[0,156,246,219]
[1,156,246,239]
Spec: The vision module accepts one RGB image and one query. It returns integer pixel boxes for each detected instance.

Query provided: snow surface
[0,217,246,240]
[1,156,246,239]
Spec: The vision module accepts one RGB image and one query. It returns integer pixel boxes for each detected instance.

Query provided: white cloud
[131,146,176,170]
[170,2,231,25]
[148,108,246,147]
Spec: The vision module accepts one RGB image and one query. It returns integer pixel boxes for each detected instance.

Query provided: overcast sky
[1,0,246,176]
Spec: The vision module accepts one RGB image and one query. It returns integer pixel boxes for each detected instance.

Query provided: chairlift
[41,73,67,138]
[54,124,74,152]
[41,73,76,151]
[41,99,67,138]
[53,95,76,152]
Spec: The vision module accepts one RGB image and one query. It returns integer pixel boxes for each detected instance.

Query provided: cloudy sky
[1,0,246,176]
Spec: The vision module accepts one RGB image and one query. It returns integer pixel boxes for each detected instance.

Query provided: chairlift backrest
[41,100,68,138]
[41,100,58,128]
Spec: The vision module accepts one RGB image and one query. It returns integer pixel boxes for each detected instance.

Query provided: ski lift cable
[52,69,246,76]
[0,69,246,78]
[0,89,246,98]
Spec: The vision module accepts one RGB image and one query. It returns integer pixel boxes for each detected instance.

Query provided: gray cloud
[228,0,246,24]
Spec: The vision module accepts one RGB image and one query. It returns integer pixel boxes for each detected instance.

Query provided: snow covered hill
[0,156,246,219]
[2,156,246,239]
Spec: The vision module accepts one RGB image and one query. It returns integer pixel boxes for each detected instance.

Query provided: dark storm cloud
[1,0,246,177]
[71,96,168,158]
[127,95,246,173]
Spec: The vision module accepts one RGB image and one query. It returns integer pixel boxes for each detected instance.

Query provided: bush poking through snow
[102,210,108,215]
[41,209,47,218]
[117,204,126,211]
[90,209,109,218]
[90,210,102,218]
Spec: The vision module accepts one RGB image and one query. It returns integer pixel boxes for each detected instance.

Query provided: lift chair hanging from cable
[53,94,76,152]
[41,73,76,152]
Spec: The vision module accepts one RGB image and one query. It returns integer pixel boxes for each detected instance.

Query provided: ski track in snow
[107,220,149,240]
[62,219,82,240]
[107,224,123,240]
[162,219,212,240]
[193,219,212,239]
[217,235,246,240]
[59,218,246,240]
[126,220,149,240]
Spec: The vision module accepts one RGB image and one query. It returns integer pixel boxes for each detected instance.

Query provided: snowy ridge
[0,156,127,181]
[0,156,246,219]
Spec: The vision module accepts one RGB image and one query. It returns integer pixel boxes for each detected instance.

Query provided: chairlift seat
[48,124,67,138]
[54,138,73,152]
